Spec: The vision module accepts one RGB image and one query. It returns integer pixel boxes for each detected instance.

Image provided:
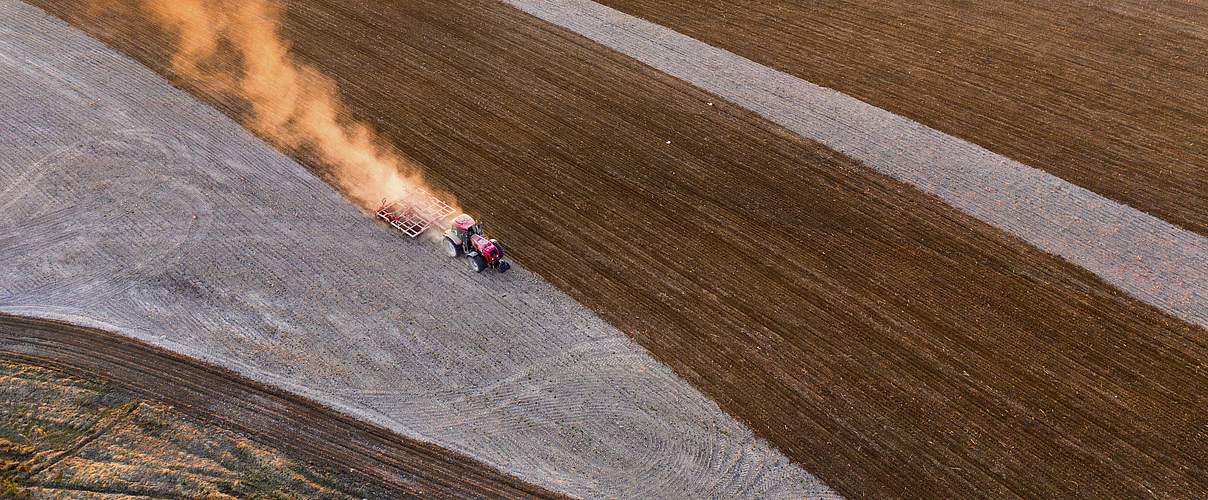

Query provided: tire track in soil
[2,5,828,497]
[0,128,212,312]
[25,402,140,478]
[28,0,1208,498]
[0,314,563,499]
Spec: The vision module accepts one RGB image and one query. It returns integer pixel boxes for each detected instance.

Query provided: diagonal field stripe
[502,0,1208,328]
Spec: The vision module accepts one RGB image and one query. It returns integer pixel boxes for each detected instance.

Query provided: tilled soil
[0,314,559,499]
[593,0,1208,237]
[29,0,1208,498]
[0,5,826,497]
[503,0,1206,328]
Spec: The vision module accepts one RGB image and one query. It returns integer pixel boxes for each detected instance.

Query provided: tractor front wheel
[497,261,511,273]
[443,236,462,257]
[467,254,486,273]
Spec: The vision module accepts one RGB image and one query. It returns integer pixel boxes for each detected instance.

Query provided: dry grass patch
[0,360,362,498]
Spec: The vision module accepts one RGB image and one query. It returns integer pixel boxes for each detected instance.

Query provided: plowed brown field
[31,0,1208,497]
[595,0,1208,237]
[0,314,559,498]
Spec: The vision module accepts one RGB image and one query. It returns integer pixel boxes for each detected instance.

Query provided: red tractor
[443,213,511,273]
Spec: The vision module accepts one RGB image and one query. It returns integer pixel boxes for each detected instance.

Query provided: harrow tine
[375,187,451,238]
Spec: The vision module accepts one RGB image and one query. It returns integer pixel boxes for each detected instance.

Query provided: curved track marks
[0,3,830,497]
[21,0,1208,497]
[0,314,558,499]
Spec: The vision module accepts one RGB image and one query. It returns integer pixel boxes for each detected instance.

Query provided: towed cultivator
[376,188,455,238]
[376,189,510,273]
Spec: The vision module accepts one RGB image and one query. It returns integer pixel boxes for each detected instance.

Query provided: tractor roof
[453,213,476,230]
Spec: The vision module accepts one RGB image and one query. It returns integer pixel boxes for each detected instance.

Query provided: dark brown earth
[0,314,560,499]
[594,0,1208,237]
[31,1,1208,498]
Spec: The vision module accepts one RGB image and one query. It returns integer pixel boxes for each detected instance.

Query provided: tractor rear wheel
[443,236,461,257]
[467,254,486,273]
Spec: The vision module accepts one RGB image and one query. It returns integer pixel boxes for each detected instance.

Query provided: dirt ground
[593,0,1208,237]
[0,314,556,498]
[24,0,1208,497]
[0,3,828,497]
[503,0,1206,329]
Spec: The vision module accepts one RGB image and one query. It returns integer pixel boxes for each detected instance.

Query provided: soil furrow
[0,314,562,499]
[593,0,1208,236]
[25,0,1208,497]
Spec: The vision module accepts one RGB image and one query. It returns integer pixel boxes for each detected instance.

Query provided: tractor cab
[443,213,511,273]
[451,213,482,241]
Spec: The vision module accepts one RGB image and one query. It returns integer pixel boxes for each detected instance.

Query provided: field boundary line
[502,0,1207,328]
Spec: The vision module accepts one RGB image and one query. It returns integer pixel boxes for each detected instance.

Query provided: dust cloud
[139,0,455,213]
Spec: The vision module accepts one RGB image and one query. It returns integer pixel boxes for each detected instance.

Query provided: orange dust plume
[139,0,455,214]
